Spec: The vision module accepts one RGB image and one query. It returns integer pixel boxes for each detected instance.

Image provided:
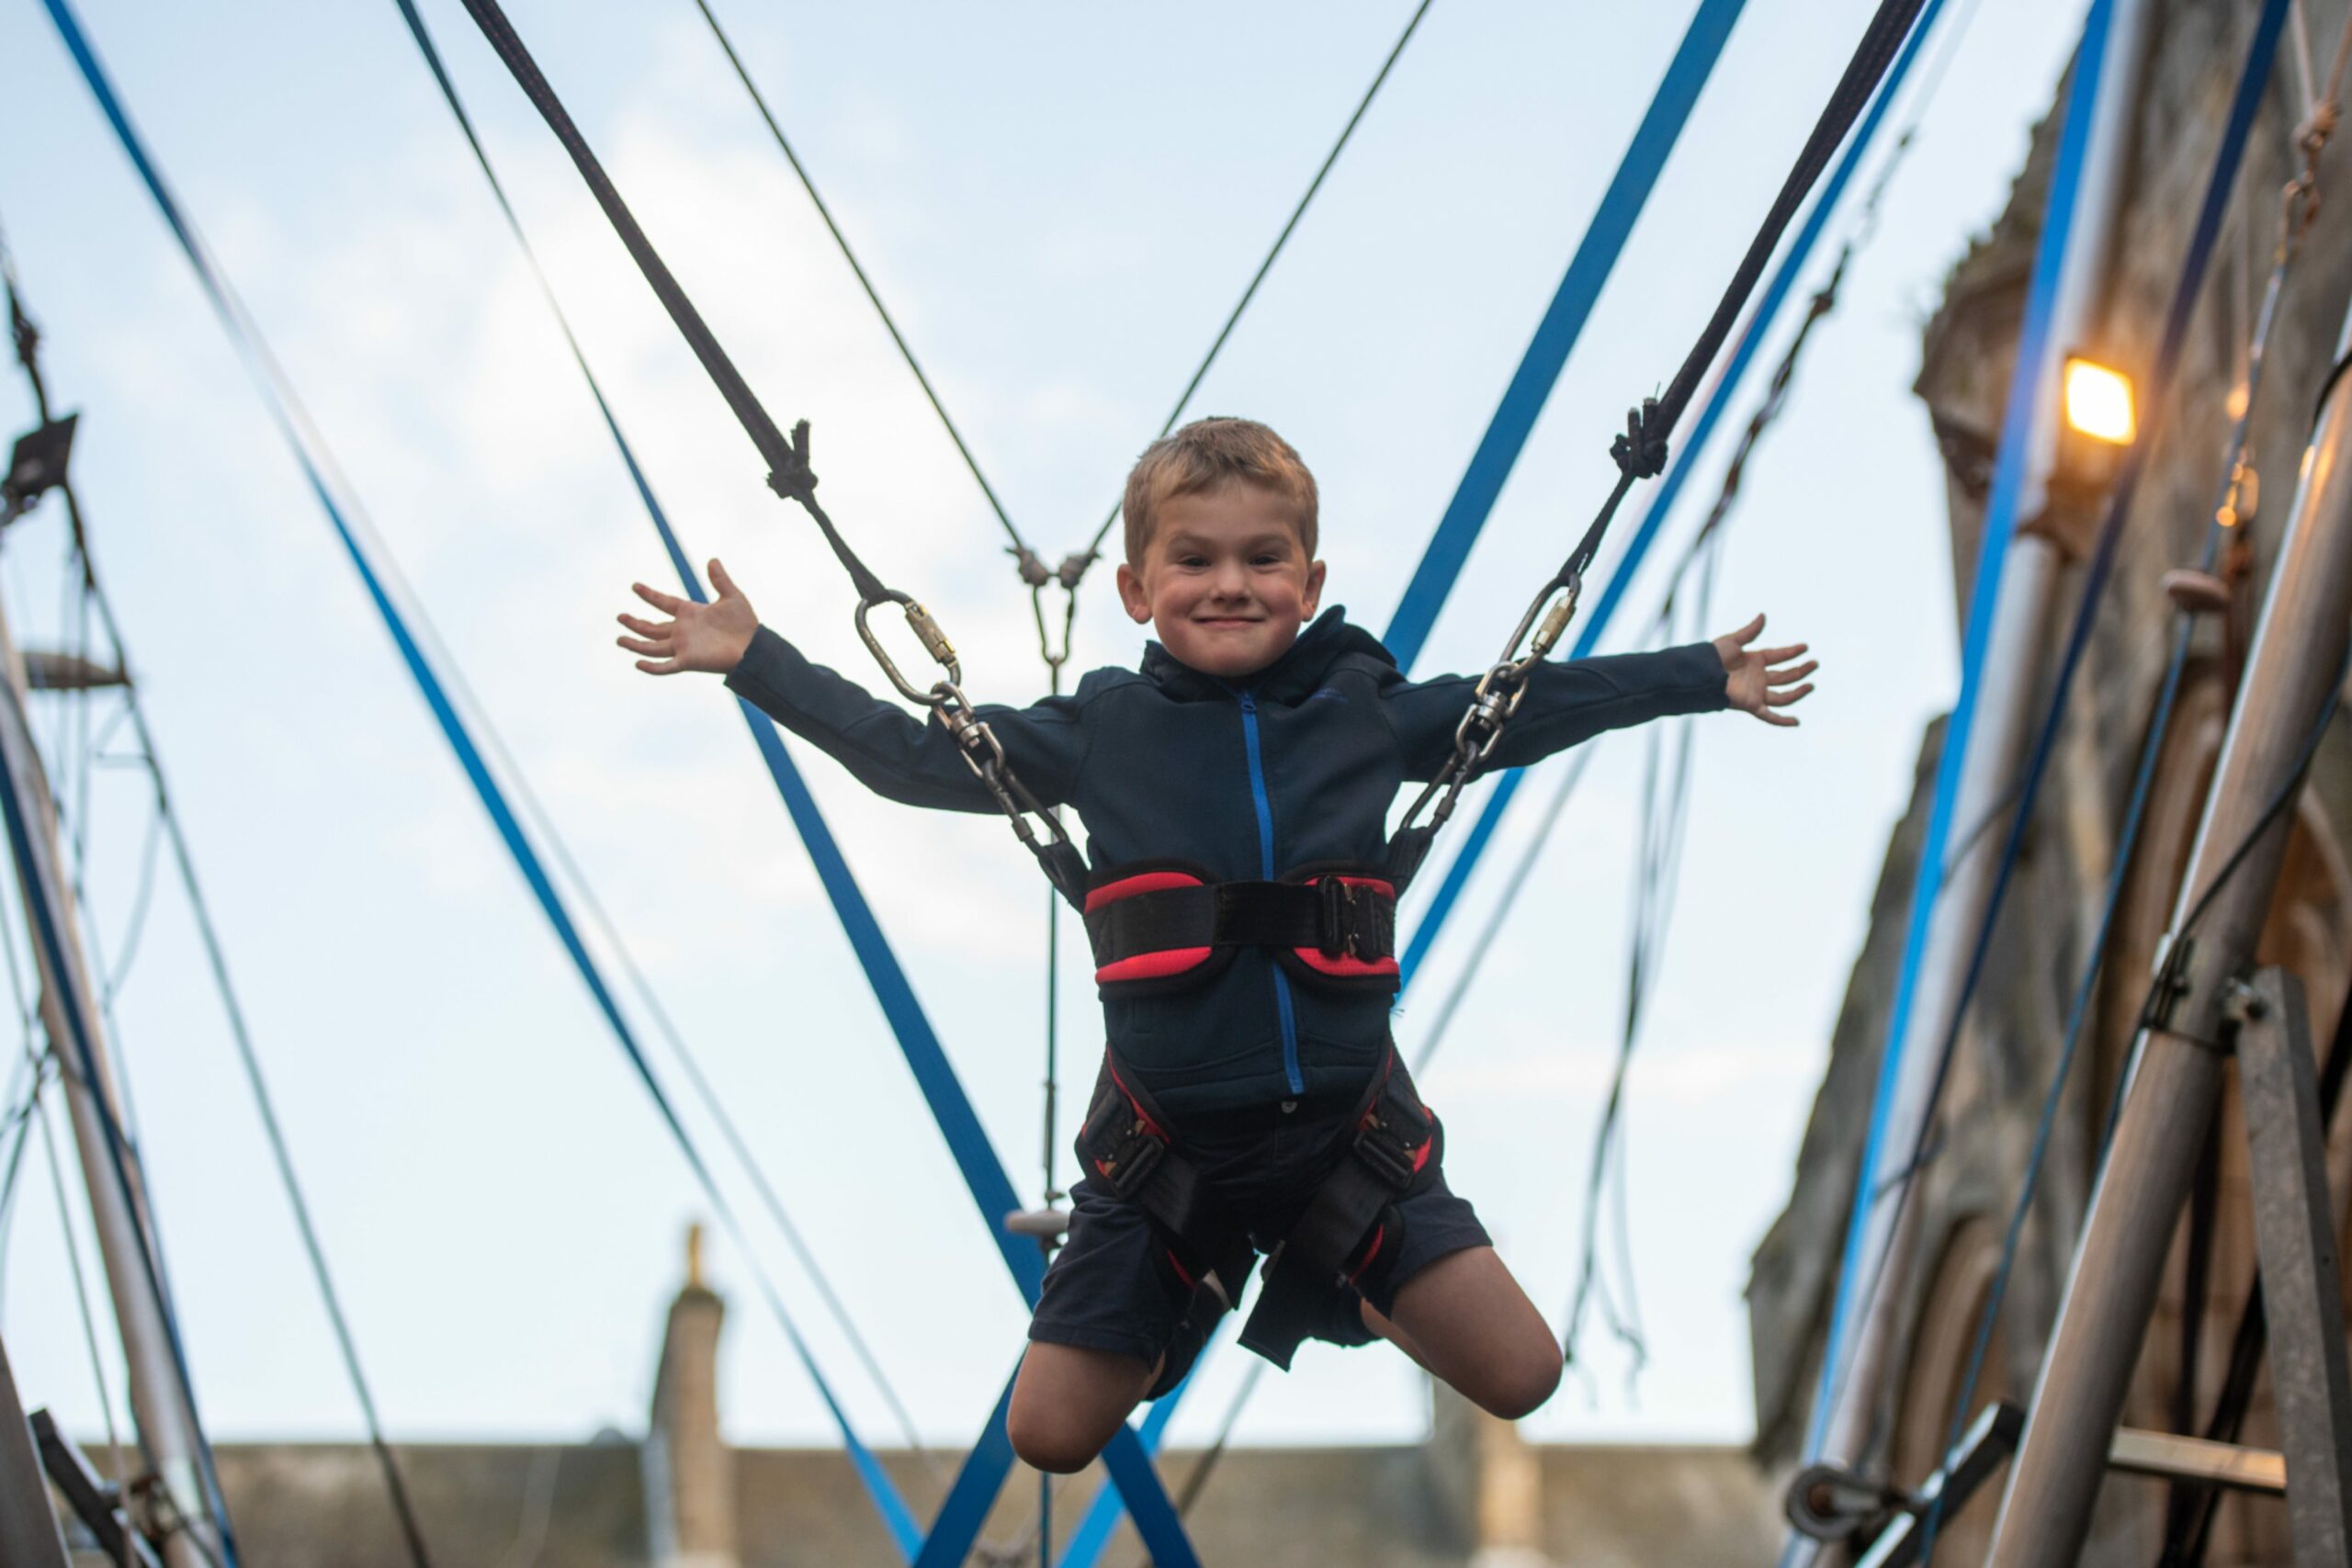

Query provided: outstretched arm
[616,558,1085,811]
[1379,613,1815,780]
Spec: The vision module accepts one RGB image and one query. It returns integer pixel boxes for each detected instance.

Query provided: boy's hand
[1713,613,1815,728]
[616,558,758,675]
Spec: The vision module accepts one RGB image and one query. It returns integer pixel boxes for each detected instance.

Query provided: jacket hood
[1138,605,1395,703]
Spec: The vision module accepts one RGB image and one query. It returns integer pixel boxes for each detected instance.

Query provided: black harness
[1075,856,1428,1373]
[1078,1045,1440,1373]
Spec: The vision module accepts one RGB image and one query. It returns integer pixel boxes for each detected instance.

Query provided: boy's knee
[1471,1348,1562,1421]
[1008,1404,1107,1475]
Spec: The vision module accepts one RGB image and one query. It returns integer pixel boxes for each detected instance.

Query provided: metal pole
[2233,967,2352,1566]
[1985,290,2352,1568]
[0,583,214,1568]
[1807,0,2155,1506]
[0,1329,72,1568]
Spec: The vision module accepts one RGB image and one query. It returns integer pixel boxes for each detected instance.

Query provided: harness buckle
[1317,877,1351,958]
[1096,1117,1167,1200]
[1352,1113,1421,1190]
[1313,877,1396,962]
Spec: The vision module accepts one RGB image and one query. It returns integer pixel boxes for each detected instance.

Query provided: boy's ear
[1115,561,1153,626]
[1300,559,1327,619]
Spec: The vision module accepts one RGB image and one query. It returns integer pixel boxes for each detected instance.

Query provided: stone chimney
[645,1224,739,1568]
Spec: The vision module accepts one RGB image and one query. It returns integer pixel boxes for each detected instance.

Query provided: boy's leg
[1017,1170,1199,1473]
[1380,1246,1562,1419]
[1009,1343,1156,1475]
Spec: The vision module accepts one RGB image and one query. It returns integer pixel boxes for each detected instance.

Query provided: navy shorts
[1028,1082,1489,1367]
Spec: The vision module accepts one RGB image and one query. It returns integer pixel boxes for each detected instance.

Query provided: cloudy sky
[0,0,2094,1464]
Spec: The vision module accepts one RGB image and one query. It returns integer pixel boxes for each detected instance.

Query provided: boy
[616,417,1814,1472]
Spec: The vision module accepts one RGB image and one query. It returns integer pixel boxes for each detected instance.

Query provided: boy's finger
[1768,659,1820,685]
[1758,707,1800,728]
[1755,641,1807,664]
[635,657,684,676]
[632,581,687,614]
[1764,682,1814,706]
[709,557,740,598]
[616,612,670,637]
[616,635,670,657]
[1734,613,1766,645]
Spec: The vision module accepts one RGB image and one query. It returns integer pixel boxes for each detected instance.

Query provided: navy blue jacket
[725,606,1727,1117]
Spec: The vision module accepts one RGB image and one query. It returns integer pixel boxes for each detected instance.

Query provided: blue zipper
[1237,689,1304,1095]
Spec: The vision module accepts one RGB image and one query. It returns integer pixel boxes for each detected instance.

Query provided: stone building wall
[1749,2,2352,1562]
[51,1234,1778,1566]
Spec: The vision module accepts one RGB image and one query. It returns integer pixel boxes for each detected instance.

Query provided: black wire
[0,1052,49,1250]
[98,798,164,1003]
[689,0,1035,564]
[1560,520,1717,1372]
[1083,0,1438,561]
[4,246,438,1568]
[0,245,239,1568]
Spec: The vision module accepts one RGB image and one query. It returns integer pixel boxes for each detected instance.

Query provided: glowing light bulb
[2064,357,2137,445]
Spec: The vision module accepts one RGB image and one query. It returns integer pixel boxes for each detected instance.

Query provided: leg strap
[1078,1060,1251,1310]
[1239,1055,1440,1370]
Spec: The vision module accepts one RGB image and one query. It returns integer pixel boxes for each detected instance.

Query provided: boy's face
[1116,481,1326,680]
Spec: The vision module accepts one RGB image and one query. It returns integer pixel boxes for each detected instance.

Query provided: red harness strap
[1081,862,1400,993]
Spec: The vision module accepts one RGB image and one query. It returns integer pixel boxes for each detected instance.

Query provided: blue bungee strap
[1396,0,1952,989]
[1801,0,2119,1463]
[38,0,929,1550]
[1381,0,1751,671]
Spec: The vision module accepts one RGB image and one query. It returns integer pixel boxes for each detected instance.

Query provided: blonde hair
[1121,417,1318,566]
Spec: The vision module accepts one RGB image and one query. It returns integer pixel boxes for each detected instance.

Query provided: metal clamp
[853,589,961,705]
[849,588,1086,905]
[1391,571,1585,852]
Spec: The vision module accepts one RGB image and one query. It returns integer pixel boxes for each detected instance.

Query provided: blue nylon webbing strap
[388,6,1193,1560]
[1381,0,1750,671]
[1802,0,2117,1462]
[1396,0,1951,989]
[0,687,243,1561]
[39,0,932,1550]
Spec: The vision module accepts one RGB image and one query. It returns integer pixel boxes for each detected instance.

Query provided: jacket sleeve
[1380,642,1729,782]
[722,625,1087,812]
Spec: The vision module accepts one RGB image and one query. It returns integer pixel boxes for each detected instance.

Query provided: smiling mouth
[1194,616,1263,627]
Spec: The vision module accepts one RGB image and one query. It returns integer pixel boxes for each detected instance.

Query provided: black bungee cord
[451,0,1092,909]
[1385,0,1928,888]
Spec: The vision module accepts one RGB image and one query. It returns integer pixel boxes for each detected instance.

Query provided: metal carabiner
[854,589,962,705]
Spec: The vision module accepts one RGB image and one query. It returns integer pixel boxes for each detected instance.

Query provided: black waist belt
[1078,1048,1440,1371]
[1082,863,1399,993]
